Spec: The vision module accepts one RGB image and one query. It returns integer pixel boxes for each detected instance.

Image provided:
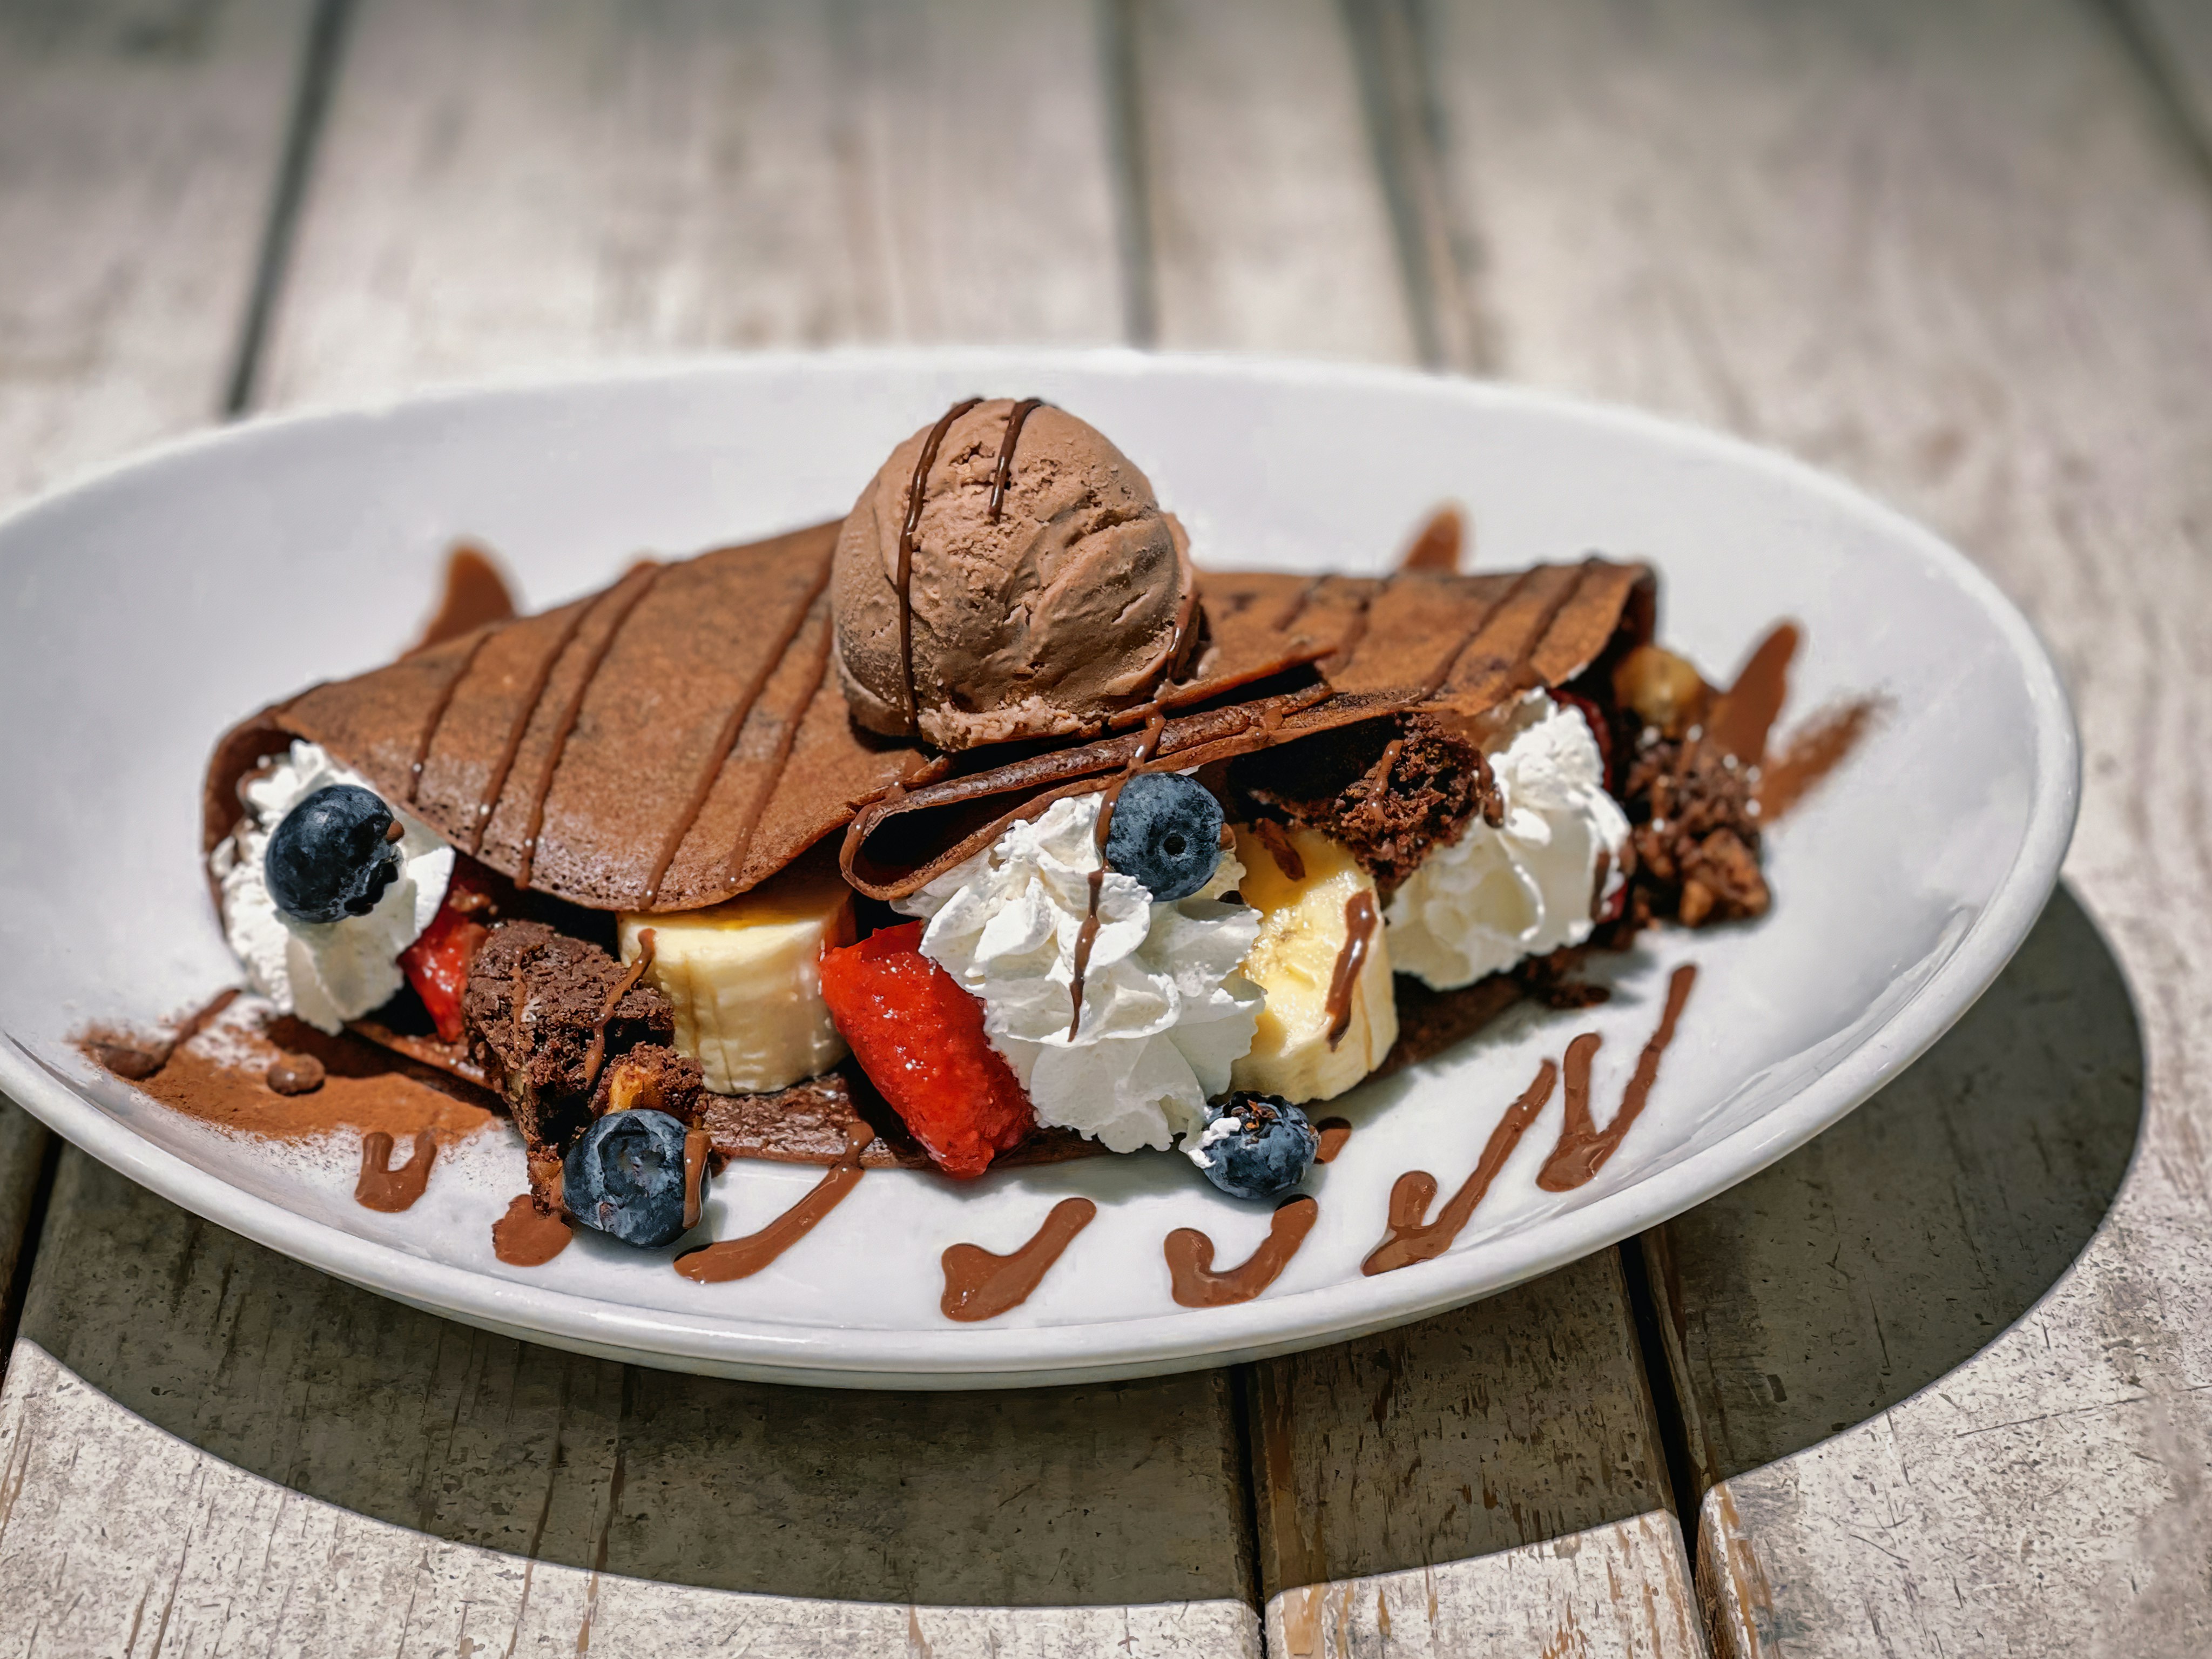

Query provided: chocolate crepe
[204,527,1651,915]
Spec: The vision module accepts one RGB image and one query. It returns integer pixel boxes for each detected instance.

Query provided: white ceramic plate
[0,351,2075,1388]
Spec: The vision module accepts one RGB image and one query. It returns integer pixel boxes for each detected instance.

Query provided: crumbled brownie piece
[1229,712,1498,895]
[591,1043,706,1124]
[461,920,673,1157]
[1615,730,1771,928]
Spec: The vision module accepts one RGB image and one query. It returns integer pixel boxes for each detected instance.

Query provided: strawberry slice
[818,921,1036,1177]
[399,863,493,1043]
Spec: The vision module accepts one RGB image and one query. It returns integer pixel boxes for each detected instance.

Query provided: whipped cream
[211,740,454,1034]
[1385,694,1629,990]
[895,792,1260,1154]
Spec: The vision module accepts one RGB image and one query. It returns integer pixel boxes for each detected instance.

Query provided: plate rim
[0,347,2081,1386]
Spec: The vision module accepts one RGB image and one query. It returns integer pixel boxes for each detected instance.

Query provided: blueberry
[562,1109,703,1249]
[264,784,403,924]
[1190,1092,1319,1202]
[1103,773,1223,902]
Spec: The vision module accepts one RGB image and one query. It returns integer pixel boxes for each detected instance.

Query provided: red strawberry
[399,864,493,1043]
[818,922,1035,1177]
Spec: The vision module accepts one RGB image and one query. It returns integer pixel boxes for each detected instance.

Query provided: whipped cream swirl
[211,740,454,1034]
[895,792,1260,1154]
[1385,694,1629,990]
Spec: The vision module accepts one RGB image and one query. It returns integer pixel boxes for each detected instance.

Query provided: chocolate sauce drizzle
[941,1196,1096,1321]
[515,562,664,888]
[897,399,982,725]
[406,628,497,806]
[1397,506,1465,574]
[987,397,1043,520]
[1323,889,1380,1050]
[1067,711,1169,1040]
[464,592,597,855]
[641,547,837,907]
[722,618,838,886]
[413,544,518,650]
[1313,1118,1352,1163]
[355,1129,437,1212]
[89,987,239,1082]
[1706,624,1799,763]
[580,928,655,1095]
[1165,1196,1318,1308]
[1535,963,1697,1191]
[492,1192,572,1265]
[676,1121,872,1283]
[1363,1059,1557,1274]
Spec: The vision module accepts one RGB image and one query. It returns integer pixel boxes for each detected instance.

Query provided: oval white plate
[0,350,2075,1388]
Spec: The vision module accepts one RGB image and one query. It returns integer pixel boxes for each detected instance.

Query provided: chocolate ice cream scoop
[832,398,1199,750]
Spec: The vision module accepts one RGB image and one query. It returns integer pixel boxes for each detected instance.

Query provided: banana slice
[1228,824,1399,1104]
[617,852,853,1095]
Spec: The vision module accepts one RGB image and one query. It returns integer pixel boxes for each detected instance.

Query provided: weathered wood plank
[2126,0,2212,146]
[1420,0,2212,1649]
[0,0,308,503]
[1250,1251,1704,1658]
[254,0,1125,405]
[1129,0,1415,361]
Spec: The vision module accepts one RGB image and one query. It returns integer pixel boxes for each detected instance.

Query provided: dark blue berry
[264,784,402,924]
[562,1109,703,1249]
[1103,773,1223,902]
[1191,1092,1319,1202]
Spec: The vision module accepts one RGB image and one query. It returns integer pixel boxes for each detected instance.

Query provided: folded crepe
[204,523,1653,916]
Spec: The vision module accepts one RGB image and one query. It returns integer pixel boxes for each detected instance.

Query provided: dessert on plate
[105,397,1837,1300]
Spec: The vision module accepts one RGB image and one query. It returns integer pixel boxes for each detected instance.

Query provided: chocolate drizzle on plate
[898,399,983,724]
[1396,506,1465,574]
[1535,963,1697,1191]
[1165,1196,1318,1307]
[1313,1117,1352,1163]
[941,1196,1096,1321]
[675,1121,872,1283]
[413,544,518,651]
[492,1192,572,1265]
[355,1129,437,1212]
[88,986,240,1082]
[1363,1058,1557,1275]
[1323,889,1380,1049]
[1068,709,1170,1040]
[1706,623,1799,762]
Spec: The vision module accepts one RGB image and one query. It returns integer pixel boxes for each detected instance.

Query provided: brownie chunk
[1615,731,1771,929]
[590,1042,707,1123]
[1229,712,1498,895]
[461,920,673,1157]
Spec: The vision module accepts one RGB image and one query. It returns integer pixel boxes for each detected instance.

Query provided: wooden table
[1,1,2206,1651]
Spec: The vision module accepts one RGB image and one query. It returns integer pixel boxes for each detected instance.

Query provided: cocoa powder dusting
[110,1010,497,1143]
[1756,698,1881,821]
